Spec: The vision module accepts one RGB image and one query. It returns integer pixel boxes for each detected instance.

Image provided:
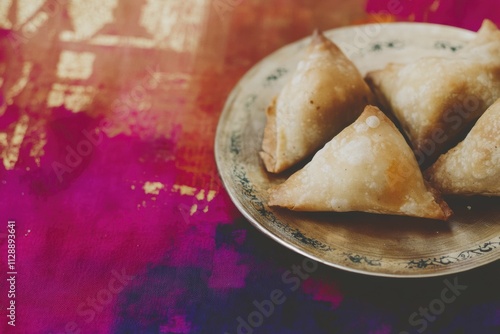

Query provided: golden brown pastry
[260,30,374,173]
[425,98,500,196]
[365,20,500,158]
[268,105,452,220]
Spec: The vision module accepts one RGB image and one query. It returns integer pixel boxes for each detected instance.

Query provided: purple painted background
[0,0,499,333]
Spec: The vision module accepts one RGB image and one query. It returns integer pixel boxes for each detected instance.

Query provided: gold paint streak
[139,0,209,53]
[2,114,29,170]
[1,62,33,117]
[196,190,205,201]
[203,206,208,213]
[172,184,197,196]
[0,133,7,148]
[29,130,46,167]
[16,0,45,26]
[63,88,94,113]
[207,190,217,202]
[47,84,96,113]
[190,204,197,216]
[59,32,160,49]
[0,0,13,29]
[47,84,65,107]
[67,0,118,40]
[90,35,157,49]
[8,62,32,95]
[59,30,76,41]
[143,181,165,195]
[57,51,95,80]
[20,11,49,36]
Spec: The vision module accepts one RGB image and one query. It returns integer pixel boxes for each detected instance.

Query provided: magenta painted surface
[0,1,499,333]
[366,0,500,30]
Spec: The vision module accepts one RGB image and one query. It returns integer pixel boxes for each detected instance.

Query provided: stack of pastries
[261,20,500,221]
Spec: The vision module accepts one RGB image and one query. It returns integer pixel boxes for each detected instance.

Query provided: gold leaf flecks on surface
[0,62,33,117]
[143,181,165,195]
[67,0,118,40]
[47,84,96,113]
[172,184,197,196]
[16,0,45,27]
[2,114,30,170]
[0,0,13,29]
[57,51,96,80]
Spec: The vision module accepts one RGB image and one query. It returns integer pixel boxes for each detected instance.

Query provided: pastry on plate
[268,105,452,220]
[260,30,374,173]
[365,19,500,158]
[425,98,500,196]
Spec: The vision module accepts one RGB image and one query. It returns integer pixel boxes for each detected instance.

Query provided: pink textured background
[0,1,498,333]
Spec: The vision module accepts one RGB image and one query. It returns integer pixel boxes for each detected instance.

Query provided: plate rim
[214,21,500,278]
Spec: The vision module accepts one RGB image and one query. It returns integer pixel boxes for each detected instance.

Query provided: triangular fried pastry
[425,98,500,196]
[260,30,374,173]
[365,20,500,158]
[268,105,452,220]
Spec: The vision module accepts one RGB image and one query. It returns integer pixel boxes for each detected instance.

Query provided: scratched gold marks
[66,0,119,40]
[140,0,209,52]
[1,115,29,170]
[172,184,217,216]
[47,84,96,113]
[0,0,212,171]
[56,51,96,80]
[16,0,45,27]
[143,181,165,195]
[136,182,217,215]
[0,0,13,29]
[0,62,33,117]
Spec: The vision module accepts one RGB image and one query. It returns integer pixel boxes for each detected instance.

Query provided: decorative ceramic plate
[215,23,500,277]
